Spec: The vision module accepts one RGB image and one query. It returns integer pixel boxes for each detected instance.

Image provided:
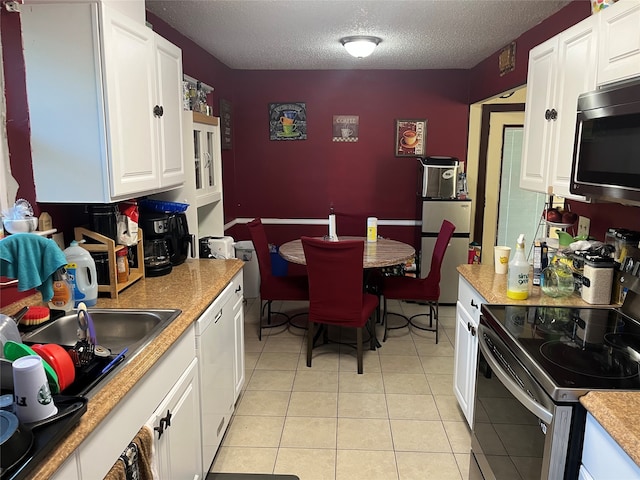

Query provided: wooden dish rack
[74,227,145,298]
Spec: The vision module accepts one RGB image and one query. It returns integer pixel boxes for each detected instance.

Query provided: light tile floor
[210,298,471,480]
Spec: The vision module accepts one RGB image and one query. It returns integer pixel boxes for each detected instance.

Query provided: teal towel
[0,233,68,301]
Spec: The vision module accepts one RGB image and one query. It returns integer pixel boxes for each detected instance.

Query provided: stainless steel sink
[22,308,181,396]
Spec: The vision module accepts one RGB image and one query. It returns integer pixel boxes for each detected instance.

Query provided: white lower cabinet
[453,276,484,427]
[50,452,80,480]
[77,326,198,479]
[581,412,640,479]
[149,358,201,480]
[196,270,244,473]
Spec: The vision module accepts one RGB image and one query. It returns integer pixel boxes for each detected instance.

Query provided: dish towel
[0,233,67,301]
[104,425,158,480]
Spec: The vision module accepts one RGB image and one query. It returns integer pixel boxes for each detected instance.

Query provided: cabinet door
[548,18,596,200]
[101,4,159,198]
[597,0,640,86]
[233,279,245,402]
[521,37,558,194]
[152,358,202,480]
[155,35,185,188]
[195,122,223,207]
[453,301,477,427]
[50,452,81,480]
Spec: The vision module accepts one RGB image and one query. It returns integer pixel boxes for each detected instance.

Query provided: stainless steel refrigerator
[421,199,472,304]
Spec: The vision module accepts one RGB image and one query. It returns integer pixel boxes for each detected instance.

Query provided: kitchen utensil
[100,347,128,375]
[0,315,22,357]
[0,397,86,475]
[11,355,57,423]
[30,344,75,392]
[3,342,60,395]
[11,307,29,326]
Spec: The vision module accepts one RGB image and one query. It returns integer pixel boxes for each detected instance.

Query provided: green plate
[3,341,60,394]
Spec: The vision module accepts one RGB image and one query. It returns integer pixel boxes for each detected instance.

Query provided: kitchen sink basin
[21,308,181,396]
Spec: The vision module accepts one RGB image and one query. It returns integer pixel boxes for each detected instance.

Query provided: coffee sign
[395,119,427,157]
[269,102,307,141]
[332,115,359,142]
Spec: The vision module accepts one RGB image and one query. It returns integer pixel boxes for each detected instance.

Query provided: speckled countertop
[458,264,640,467]
[1,258,244,480]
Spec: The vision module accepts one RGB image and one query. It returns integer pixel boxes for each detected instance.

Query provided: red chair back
[302,237,365,326]
[247,218,273,288]
[425,220,456,286]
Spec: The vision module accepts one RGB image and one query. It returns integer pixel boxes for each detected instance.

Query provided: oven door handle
[478,329,554,425]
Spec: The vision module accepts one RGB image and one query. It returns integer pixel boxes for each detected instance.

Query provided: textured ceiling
[146,0,573,70]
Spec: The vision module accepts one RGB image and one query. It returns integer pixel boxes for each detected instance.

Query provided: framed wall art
[220,99,232,150]
[269,102,307,140]
[332,115,359,142]
[395,119,427,157]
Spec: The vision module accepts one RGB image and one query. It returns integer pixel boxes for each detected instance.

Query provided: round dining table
[279,237,415,268]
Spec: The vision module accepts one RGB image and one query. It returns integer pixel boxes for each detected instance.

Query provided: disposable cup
[12,355,57,423]
[494,246,511,274]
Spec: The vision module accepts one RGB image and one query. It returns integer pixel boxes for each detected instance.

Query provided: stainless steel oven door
[471,324,574,480]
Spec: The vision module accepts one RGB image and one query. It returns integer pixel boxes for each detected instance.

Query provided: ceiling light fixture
[340,36,381,59]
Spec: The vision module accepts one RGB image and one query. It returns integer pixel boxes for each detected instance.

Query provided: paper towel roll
[329,214,337,241]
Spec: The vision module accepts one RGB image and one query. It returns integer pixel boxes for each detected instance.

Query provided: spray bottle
[507,234,530,300]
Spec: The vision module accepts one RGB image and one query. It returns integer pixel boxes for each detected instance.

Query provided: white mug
[12,355,57,423]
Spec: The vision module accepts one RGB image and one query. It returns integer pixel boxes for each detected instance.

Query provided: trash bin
[269,244,288,277]
[234,240,259,298]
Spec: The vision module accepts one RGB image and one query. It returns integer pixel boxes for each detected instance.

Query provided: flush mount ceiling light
[340,36,382,58]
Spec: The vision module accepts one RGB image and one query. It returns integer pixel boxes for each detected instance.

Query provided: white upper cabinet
[521,17,597,201]
[597,0,640,86]
[21,2,184,203]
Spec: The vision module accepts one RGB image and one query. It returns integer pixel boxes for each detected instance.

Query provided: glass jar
[541,257,575,297]
[116,247,129,283]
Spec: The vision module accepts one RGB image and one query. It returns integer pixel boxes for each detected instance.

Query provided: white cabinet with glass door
[520,16,597,200]
[192,113,223,208]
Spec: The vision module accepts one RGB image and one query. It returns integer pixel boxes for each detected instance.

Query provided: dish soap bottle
[49,267,74,312]
[507,234,530,300]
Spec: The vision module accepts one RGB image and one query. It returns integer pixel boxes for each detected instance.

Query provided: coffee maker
[139,212,194,276]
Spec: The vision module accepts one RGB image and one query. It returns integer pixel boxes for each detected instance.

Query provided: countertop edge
[4,259,244,480]
[580,392,640,468]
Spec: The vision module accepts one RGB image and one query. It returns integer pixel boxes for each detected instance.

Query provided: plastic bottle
[64,240,98,307]
[507,234,530,300]
[49,267,74,312]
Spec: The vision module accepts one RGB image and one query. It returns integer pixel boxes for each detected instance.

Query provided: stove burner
[540,341,640,379]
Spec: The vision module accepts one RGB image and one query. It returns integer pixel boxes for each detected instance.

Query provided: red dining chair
[382,220,456,343]
[247,218,309,340]
[301,237,379,374]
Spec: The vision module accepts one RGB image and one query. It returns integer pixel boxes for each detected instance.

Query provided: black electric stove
[480,304,640,402]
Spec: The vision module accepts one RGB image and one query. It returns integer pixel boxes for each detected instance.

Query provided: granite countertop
[457,263,613,307]
[1,258,244,480]
[458,264,640,467]
[580,392,640,467]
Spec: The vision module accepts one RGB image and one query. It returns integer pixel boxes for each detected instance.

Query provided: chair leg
[307,321,314,367]
[382,296,388,342]
[356,327,363,374]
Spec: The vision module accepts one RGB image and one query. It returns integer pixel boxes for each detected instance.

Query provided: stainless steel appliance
[471,276,640,480]
[419,156,460,199]
[570,77,640,205]
[420,199,471,304]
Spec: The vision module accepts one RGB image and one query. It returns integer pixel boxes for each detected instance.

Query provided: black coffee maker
[139,212,194,276]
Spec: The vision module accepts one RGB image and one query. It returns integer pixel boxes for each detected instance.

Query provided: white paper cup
[12,355,57,423]
[494,246,511,274]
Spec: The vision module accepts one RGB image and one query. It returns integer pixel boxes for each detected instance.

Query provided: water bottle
[64,240,98,307]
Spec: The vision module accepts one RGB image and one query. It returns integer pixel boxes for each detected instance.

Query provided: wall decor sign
[220,99,232,150]
[269,102,307,140]
[395,119,427,157]
[332,115,359,142]
[498,42,516,77]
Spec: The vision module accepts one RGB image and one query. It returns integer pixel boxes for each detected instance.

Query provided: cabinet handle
[164,409,172,428]
[550,108,558,120]
[235,285,242,293]
[153,105,164,117]
[471,326,476,337]
[544,109,551,120]
[470,299,478,309]
[467,322,472,332]
[214,309,223,323]
[154,418,165,439]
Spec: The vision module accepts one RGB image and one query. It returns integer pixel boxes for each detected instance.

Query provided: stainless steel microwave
[570,78,640,205]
